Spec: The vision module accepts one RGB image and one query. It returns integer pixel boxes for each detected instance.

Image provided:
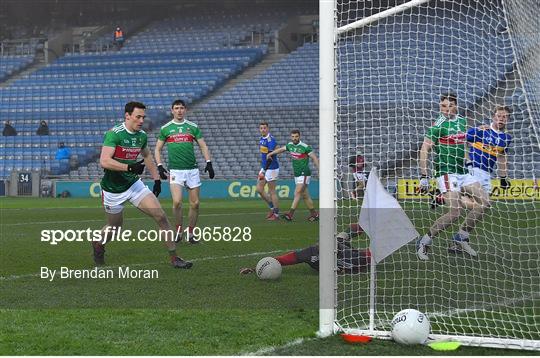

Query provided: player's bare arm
[142,147,159,180]
[267,146,286,159]
[100,145,129,171]
[498,153,508,178]
[309,152,319,170]
[419,138,434,176]
[154,139,168,180]
[196,138,211,162]
[154,139,165,165]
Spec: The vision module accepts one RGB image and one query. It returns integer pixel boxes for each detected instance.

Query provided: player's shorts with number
[467,166,491,192]
[294,175,311,185]
[259,168,279,182]
[436,173,477,193]
[101,179,152,214]
[169,168,201,188]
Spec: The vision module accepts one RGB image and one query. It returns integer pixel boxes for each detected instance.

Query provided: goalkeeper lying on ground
[240,224,371,275]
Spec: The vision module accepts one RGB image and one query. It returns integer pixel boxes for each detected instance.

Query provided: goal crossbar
[337,0,431,34]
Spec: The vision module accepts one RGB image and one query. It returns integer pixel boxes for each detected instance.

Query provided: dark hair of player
[171,99,187,108]
[495,105,511,114]
[259,121,269,127]
[348,155,363,167]
[290,129,301,135]
[440,92,457,105]
[125,101,146,114]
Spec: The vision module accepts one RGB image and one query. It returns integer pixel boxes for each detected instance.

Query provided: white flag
[359,168,419,264]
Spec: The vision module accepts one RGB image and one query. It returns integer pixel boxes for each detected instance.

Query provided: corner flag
[359,168,419,264]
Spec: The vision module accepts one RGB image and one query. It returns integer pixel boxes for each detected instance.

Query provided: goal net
[321,0,539,350]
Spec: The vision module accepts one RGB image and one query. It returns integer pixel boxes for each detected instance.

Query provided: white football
[391,309,430,345]
[256,257,282,280]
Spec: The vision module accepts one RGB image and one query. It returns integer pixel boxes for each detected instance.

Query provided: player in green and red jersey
[267,129,319,222]
[416,93,489,261]
[154,99,214,243]
[95,101,192,269]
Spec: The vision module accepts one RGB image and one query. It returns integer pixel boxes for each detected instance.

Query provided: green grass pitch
[0,197,537,355]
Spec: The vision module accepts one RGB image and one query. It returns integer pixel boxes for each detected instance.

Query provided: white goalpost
[319,0,539,350]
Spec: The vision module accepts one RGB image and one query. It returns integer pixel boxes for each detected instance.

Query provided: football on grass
[391,309,430,345]
[256,257,282,280]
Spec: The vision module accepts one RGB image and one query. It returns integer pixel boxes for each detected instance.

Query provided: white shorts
[436,173,478,194]
[467,167,492,192]
[294,176,311,185]
[169,168,201,189]
[259,168,279,182]
[101,179,152,214]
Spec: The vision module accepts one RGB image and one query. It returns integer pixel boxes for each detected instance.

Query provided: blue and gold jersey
[259,134,279,170]
[467,126,512,173]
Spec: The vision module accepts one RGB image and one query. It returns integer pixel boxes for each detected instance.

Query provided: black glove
[418,175,430,194]
[205,161,215,179]
[152,180,161,197]
[127,159,145,175]
[500,176,511,190]
[157,164,168,180]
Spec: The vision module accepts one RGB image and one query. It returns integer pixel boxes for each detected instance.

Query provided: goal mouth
[320,0,540,350]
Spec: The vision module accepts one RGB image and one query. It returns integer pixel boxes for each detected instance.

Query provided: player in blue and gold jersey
[256,122,280,220]
[467,105,512,194]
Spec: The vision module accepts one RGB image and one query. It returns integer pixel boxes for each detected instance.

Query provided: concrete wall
[276,15,318,54]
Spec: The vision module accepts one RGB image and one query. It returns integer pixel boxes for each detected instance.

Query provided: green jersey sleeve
[141,134,148,150]
[305,145,313,154]
[103,130,119,148]
[158,127,167,141]
[425,125,440,144]
[192,125,202,140]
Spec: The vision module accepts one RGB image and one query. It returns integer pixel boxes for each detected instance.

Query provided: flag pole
[368,167,377,334]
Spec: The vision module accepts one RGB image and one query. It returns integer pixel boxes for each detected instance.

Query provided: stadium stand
[0,9,289,180]
[0,55,35,81]
[1,3,537,183]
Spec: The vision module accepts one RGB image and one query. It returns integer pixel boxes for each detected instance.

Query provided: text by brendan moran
[40,266,159,281]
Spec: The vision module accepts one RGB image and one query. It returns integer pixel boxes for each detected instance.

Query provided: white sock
[458,229,470,240]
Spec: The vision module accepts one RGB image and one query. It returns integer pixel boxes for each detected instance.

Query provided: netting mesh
[333,0,539,348]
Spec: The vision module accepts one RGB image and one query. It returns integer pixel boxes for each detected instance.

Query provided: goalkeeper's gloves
[127,159,145,175]
[258,170,266,181]
[157,164,168,180]
[152,180,161,198]
[204,160,215,179]
[429,189,445,209]
[419,175,430,194]
[500,176,511,190]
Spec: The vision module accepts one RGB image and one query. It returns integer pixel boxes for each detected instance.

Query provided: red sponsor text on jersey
[290,152,308,160]
[114,146,141,160]
[439,133,466,145]
[166,133,194,143]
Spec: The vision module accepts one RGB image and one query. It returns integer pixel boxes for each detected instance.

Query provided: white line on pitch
[0,249,285,281]
[430,292,540,318]
[1,211,268,226]
[241,337,313,356]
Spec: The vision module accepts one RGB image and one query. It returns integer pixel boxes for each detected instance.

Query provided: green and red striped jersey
[425,114,467,176]
[158,120,202,170]
[100,123,147,193]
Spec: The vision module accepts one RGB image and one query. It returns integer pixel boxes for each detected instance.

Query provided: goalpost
[319,0,539,350]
